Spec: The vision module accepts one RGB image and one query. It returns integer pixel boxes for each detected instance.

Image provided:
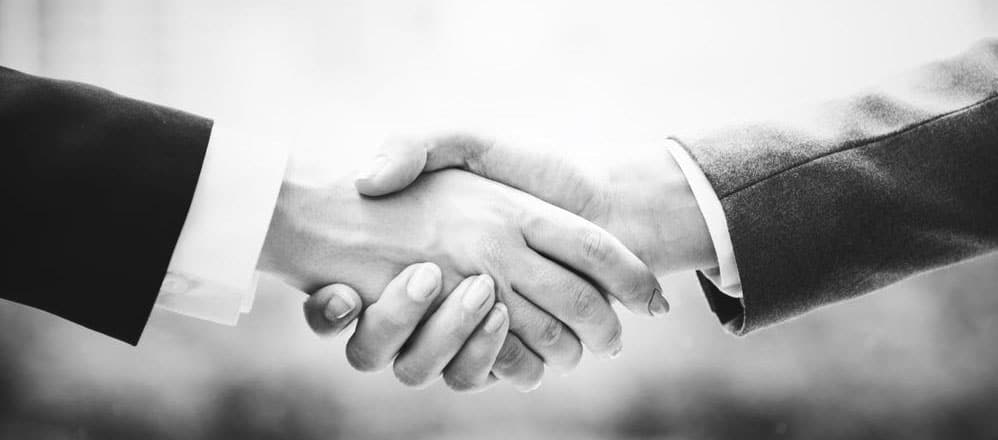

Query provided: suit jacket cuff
[665,139,743,298]
[673,40,998,336]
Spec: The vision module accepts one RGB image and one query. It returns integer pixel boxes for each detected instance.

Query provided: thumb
[354,133,533,197]
[304,284,363,337]
[354,138,429,197]
[421,134,593,215]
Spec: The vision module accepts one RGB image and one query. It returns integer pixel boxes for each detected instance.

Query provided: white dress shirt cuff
[665,139,743,298]
[155,123,288,325]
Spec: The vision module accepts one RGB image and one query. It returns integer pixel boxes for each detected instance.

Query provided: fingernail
[462,275,494,312]
[609,343,623,359]
[359,155,389,180]
[406,264,440,301]
[516,381,542,393]
[648,289,670,316]
[483,303,508,333]
[324,291,356,321]
[600,327,623,360]
[598,344,623,360]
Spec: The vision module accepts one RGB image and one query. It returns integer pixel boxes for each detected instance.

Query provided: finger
[354,135,667,316]
[393,275,496,388]
[304,284,362,337]
[352,134,497,198]
[441,303,510,392]
[423,135,569,204]
[512,253,624,359]
[354,134,570,208]
[491,334,545,392]
[499,287,582,370]
[522,203,666,317]
[354,138,429,197]
[345,263,443,372]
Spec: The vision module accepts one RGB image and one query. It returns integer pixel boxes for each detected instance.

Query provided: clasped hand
[264,133,711,392]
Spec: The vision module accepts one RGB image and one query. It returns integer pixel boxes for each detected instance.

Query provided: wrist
[602,144,716,275]
[648,151,717,272]
[260,178,369,292]
[258,176,434,299]
[258,179,315,289]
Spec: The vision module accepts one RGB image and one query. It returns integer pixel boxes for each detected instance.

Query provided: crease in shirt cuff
[156,122,288,325]
[664,138,743,298]
[157,273,244,325]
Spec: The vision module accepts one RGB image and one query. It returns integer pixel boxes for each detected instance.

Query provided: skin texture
[354,134,716,277]
[305,264,520,392]
[303,135,708,392]
[264,169,662,386]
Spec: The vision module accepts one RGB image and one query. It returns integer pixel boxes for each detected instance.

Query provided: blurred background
[1,0,997,439]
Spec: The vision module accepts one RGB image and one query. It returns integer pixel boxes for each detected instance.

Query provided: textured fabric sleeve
[664,139,742,298]
[672,39,998,335]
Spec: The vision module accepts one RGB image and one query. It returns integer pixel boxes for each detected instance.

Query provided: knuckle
[535,316,563,347]
[393,361,432,388]
[368,310,410,336]
[449,133,495,173]
[544,337,583,371]
[602,323,623,351]
[464,334,502,359]
[443,372,480,392]
[519,210,546,232]
[615,276,650,304]
[518,366,544,390]
[495,340,528,369]
[569,282,601,322]
[563,344,583,369]
[574,180,607,219]
[580,229,611,263]
[561,332,585,362]
[631,277,655,304]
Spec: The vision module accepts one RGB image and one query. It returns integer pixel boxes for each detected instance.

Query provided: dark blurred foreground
[1,254,997,440]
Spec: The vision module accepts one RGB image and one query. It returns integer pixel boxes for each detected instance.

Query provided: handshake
[9,40,992,396]
[264,134,715,392]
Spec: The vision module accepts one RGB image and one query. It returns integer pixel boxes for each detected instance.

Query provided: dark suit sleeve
[1,66,212,344]
[672,39,998,335]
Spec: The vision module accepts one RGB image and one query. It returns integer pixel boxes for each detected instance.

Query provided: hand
[353,134,717,278]
[305,263,539,392]
[261,168,665,379]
